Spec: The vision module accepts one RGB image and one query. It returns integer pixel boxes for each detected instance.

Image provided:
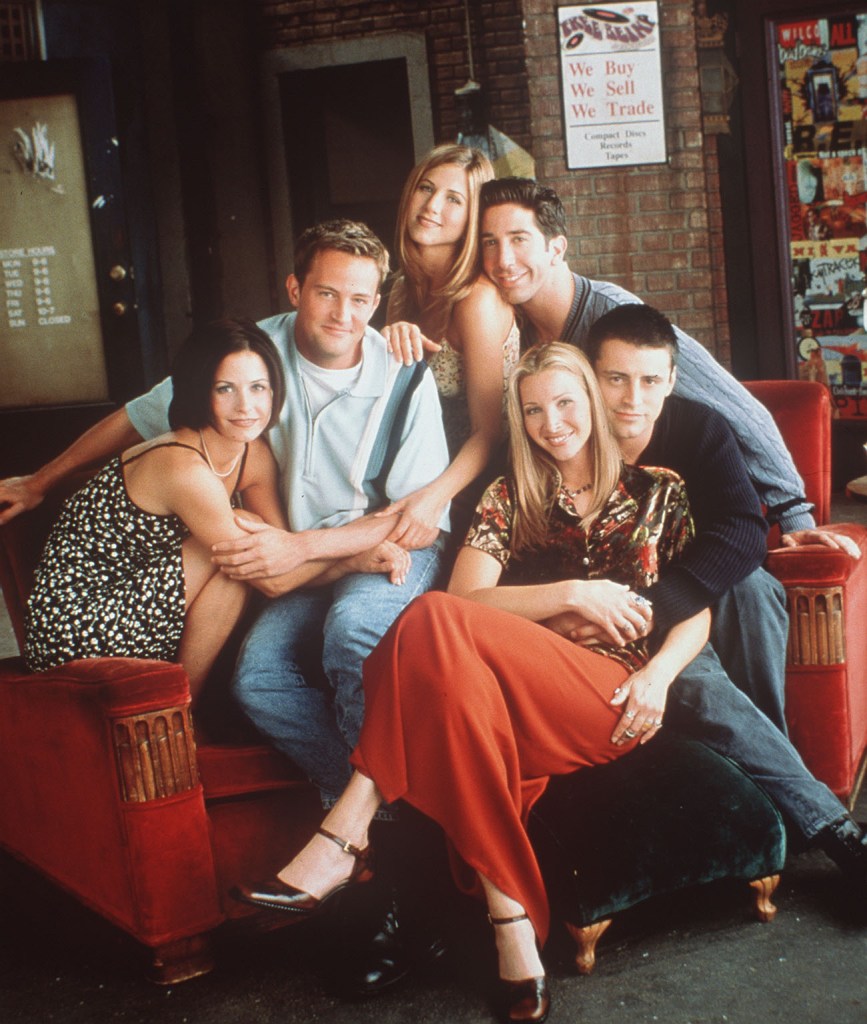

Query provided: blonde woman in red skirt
[235,342,710,1024]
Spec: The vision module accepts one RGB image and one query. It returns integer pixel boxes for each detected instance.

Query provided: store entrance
[279,58,416,260]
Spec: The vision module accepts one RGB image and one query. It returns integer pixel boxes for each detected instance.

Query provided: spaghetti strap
[121,441,207,468]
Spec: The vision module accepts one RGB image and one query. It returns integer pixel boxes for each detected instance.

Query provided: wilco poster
[557,2,666,170]
[777,12,867,419]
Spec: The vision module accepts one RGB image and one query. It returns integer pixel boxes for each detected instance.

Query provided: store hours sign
[558,3,667,169]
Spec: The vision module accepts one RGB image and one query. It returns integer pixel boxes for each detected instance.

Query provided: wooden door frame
[260,33,434,302]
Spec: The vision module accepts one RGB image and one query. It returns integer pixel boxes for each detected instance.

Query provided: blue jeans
[232,540,445,800]
[667,642,845,840]
[709,567,789,734]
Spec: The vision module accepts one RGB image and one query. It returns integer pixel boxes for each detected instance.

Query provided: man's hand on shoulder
[211,515,312,579]
[781,527,862,559]
[0,475,45,525]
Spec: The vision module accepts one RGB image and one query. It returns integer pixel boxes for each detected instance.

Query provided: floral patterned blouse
[464,463,694,672]
[428,320,521,459]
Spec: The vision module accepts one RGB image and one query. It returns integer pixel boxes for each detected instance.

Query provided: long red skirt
[351,591,636,942]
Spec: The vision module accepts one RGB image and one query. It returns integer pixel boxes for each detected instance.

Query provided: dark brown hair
[169,318,286,431]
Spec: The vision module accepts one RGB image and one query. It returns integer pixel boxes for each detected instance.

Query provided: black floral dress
[24,442,237,671]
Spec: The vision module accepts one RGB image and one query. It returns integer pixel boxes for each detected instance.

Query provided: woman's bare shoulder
[122,431,203,468]
[453,274,512,328]
[459,273,509,310]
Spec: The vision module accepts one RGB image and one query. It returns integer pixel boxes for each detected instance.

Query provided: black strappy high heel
[231,826,373,920]
[489,912,551,1024]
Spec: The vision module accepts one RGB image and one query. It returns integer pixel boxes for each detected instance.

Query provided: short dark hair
[479,177,567,241]
[169,318,286,431]
[292,219,390,289]
[585,303,679,367]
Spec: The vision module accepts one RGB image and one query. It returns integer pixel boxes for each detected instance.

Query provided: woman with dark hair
[380,143,520,543]
[24,318,291,700]
[234,343,711,1023]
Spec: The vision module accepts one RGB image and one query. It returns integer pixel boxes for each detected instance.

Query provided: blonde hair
[389,144,494,339]
[506,342,623,553]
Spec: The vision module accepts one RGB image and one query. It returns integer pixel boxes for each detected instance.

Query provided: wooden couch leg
[748,873,781,923]
[564,918,612,975]
[146,933,216,985]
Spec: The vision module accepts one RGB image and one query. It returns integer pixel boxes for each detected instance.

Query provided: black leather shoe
[816,815,867,887]
[341,893,447,997]
[231,827,373,920]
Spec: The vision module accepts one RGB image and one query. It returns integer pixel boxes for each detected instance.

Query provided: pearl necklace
[562,481,591,499]
[199,430,241,479]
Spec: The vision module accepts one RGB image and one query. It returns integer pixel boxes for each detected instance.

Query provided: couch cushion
[196,742,310,800]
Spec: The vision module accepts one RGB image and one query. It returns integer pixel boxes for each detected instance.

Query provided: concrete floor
[1,813,866,1024]
[2,493,867,1024]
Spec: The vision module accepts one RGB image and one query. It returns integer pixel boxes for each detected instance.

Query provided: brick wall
[258,0,532,150]
[521,0,730,363]
[257,0,730,363]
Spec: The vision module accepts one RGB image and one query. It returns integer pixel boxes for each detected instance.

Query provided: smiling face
[593,338,676,458]
[481,203,566,306]
[406,162,470,251]
[210,350,273,442]
[519,368,593,477]
[286,248,381,369]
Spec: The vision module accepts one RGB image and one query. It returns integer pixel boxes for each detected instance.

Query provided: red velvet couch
[743,381,867,806]
[0,491,323,983]
[0,379,865,983]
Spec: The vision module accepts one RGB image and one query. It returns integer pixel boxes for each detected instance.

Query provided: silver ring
[624,729,637,739]
[654,719,663,727]
[625,710,636,720]
[629,593,651,609]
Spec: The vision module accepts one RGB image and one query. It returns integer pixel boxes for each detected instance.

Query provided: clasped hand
[375,488,442,550]
[211,515,307,579]
[547,579,653,647]
[341,541,411,585]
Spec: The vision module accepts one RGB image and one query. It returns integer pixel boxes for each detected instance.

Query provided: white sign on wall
[557,3,667,169]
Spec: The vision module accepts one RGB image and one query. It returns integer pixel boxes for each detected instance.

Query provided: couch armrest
[764,522,867,801]
[766,522,867,665]
[0,656,223,945]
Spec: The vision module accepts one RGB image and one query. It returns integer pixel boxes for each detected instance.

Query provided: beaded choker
[562,482,591,499]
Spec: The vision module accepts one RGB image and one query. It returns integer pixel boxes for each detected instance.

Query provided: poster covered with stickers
[778,12,867,419]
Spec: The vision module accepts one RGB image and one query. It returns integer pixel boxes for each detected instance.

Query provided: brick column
[520,0,730,363]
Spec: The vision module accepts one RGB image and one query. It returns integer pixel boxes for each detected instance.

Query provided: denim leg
[667,642,846,840]
[323,539,445,757]
[233,540,445,801]
[231,586,352,798]
[710,567,789,733]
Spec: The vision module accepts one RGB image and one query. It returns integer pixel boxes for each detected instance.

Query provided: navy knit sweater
[637,395,769,632]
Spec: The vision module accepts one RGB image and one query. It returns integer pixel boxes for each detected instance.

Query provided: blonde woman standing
[382,144,520,545]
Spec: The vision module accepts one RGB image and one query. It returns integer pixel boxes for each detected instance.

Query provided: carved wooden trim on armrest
[113,706,199,803]
[786,585,845,666]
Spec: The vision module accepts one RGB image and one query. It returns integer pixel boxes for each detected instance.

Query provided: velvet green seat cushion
[529,734,787,927]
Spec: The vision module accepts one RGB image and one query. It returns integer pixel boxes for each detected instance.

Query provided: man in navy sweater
[564,302,866,903]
